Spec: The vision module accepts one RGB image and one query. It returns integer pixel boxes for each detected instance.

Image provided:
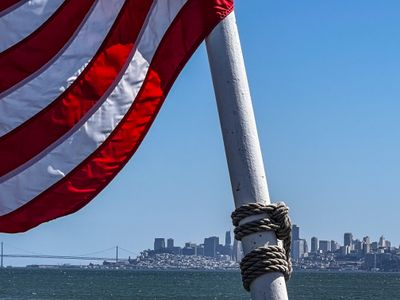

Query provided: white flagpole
[205,12,289,300]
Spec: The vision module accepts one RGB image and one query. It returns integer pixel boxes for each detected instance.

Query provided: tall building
[225,231,232,246]
[185,242,196,248]
[319,240,331,253]
[232,239,243,262]
[169,247,182,255]
[385,240,391,249]
[354,239,362,252]
[197,245,204,256]
[363,243,371,255]
[379,236,385,248]
[167,238,174,249]
[371,242,378,252]
[344,233,353,248]
[331,240,339,252]
[341,245,350,255]
[292,225,300,241]
[311,237,318,253]
[303,239,308,254]
[204,236,219,257]
[292,239,305,260]
[362,236,371,254]
[182,246,196,255]
[154,238,165,251]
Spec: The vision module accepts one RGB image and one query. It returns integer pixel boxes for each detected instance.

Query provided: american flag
[0,0,233,232]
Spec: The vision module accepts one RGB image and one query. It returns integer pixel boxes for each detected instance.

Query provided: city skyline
[2,1,400,265]
[128,226,399,259]
[2,224,399,268]
[151,231,235,260]
[291,224,398,257]
[290,224,400,272]
[298,231,399,251]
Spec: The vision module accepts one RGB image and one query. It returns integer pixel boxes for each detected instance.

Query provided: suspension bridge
[0,242,138,268]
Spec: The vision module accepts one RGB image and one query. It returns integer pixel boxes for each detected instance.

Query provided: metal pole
[205,12,289,300]
[1,242,3,268]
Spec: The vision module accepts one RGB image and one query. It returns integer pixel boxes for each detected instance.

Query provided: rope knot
[231,202,292,291]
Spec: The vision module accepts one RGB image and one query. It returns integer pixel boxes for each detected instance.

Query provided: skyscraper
[303,239,308,254]
[225,230,231,246]
[363,236,371,245]
[311,237,318,253]
[379,236,385,248]
[154,238,165,251]
[354,239,362,252]
[292,239,305,260]
[344,233,353,248]
[319,240,331,253]
[331,240,339,252]
[204,236,219,257]
[232,239,244,262]
[167,238,174,249]
[292,225,300,241]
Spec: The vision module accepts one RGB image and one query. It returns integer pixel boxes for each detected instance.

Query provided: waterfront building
[340,245,350,255]
[354,239,362,252]
[365,253,394,271]
[385,240,391,249]
[344,233,353,248]
[217,242,232,257]
[311,237,318,253]
[170,247,182,255]
[167,238,174,249]
[292,225,300,241]
[331,240,339,252]
[182,246,196,256]
[225,230,232,246]
[371,242,378,252]
[379,236,386,248]
[183,242,197,255]
[303,239,308,254]
[292,239,305,260]
[232,240,243,262]
[363,243,371,255]
[154,238,165,251]
[185,242,197,248]
[197,245,204,256]
[319,240,331,253]
[204,236,219,257]
[291,225,300,259]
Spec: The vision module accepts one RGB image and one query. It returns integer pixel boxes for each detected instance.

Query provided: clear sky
[2,0,400,266]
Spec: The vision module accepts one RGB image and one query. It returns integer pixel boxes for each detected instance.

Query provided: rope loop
[231,202,292,291]
[240,246,290,291]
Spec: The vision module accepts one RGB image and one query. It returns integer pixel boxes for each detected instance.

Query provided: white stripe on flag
[0,0,65,52]
[0,0,124,136]
[0,0,187,215]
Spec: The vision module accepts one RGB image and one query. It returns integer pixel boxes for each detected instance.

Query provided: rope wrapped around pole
[231,202,292,291]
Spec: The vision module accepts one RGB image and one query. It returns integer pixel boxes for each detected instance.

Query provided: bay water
[1,269,399,299]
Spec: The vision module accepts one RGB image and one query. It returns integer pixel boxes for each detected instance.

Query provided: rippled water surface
[1,269,400,299]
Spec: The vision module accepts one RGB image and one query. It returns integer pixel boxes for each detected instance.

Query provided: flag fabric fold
[0,0,234,233]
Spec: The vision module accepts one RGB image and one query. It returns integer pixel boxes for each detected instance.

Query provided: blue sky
[2,0,400,266]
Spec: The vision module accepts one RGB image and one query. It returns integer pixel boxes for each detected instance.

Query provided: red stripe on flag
[0,0,234,233]
[0,0,153,178]
[0,0,23,14]
[0,0,96,94]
